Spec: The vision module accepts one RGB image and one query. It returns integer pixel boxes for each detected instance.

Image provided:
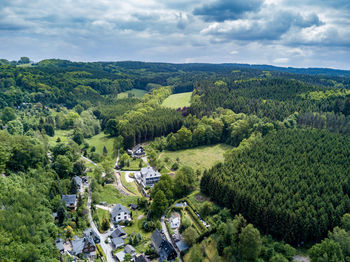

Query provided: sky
[1,0,350,69]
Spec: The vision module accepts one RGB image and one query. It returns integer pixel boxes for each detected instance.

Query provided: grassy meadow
[117,89,147,99]
[161,92,192,109]
[158,144,232,171]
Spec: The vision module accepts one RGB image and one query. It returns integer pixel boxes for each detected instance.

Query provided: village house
[111,204,131,223]
[61,194,77,210]
[73,176,83,193]
[115,244,136,261]
[111,225,127,239]
[83,228,100,244]
[133,144,145,156]
[151,229,177,262]
[70,235,97,258]
[135,254,150,262]
[55,238,65,254]
[140,167,161,187]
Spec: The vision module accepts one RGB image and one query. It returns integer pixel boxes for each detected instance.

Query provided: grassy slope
[120,172,141,196]
[161,92,192,109]
[48,129,72,147]
[117,89,147,99]
[158,144,232,171]
[86,132,115,157]
[96,185,139,207]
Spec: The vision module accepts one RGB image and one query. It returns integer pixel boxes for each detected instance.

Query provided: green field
[48,129,72,147]
[117,89,147,99]
[158,144,232,171]
[161,92,192,109]
[86,132,115,158]
[120,172,141,196]
[121,158,146,171]
[95,184,139,206]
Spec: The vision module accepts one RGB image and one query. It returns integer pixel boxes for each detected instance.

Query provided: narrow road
[160,216,183,262]
[293,255,310,262]
[82,155,97,166]
[141,156,150,167]
[113,171,131,196]
[87,185,115,262]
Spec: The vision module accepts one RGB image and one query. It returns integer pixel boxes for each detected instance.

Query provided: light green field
[86,132,115,157]
[120,172,141,196]
[117,89,147,99]
[48,129,72,147]
[161,92,192,109]
[121,158,146,171]
[96,184,139,206]
[159,144,232,171]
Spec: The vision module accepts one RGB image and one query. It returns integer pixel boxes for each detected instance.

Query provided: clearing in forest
[161,92,192,109]
[158,144,232,171]
[117,89,147,99]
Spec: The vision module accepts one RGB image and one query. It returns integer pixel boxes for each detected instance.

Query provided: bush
[171,163,179,171]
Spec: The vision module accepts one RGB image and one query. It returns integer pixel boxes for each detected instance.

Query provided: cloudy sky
[1,0,350,69]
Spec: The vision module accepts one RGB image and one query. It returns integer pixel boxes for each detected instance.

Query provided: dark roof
[133,144,144,152]
[62,194,77,207]
[159,241,176,262]
[84,228,100,241]
[111,226,126,238]
[151,229,165,251]
[152,229,177,261]
[112,204,130,218]
[129,203,138,209]
[135,255,149,262]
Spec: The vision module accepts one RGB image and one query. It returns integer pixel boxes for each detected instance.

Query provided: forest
[2,58,350,261]
[201,129,350,243]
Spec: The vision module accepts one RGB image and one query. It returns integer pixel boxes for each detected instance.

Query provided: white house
[111,204,131,223]
[140,167,161,187]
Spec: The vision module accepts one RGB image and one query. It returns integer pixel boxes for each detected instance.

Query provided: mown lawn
[86,132,115,158]
[117,89,147,99]
[161,92,192,109]
[122,209,152,253]
[158,144,232,171]
[121,158,146,171]
[95,185,139,206]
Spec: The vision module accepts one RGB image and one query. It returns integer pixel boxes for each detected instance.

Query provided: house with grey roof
[115,244,136,261]
[140,167,161,187]
[70,235,96,258]
[111,225,127,239]
[133,144,145,156]
[111,204,131,223]
[84,228,100,244]
[62,194,77,210]
[55,238,65,253]
[152,229,177,262]
[111,237,125,249]
[135,254,150,262]
[73,176,83,193]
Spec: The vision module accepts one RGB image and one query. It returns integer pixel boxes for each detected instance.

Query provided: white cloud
[0,0,349,69]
